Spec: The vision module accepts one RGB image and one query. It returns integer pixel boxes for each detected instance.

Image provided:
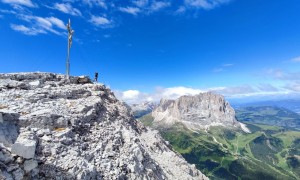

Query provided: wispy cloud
[10,24,45,35]
[54,3,82,16]
[213,68,224,73]
[11,15,65,35]
[256,83,279,92]
[133,0,149,7]
[150,1,171,12]
[213,63,234,73]
[223,63,234,67]
[119,6,141,15]
[82,0,107,9]
[175,6,186,14]
[1,0,35,7]
[285,81,300,92]
[89,15,112,27]
[184,0,231,10]
[291,56,300,62]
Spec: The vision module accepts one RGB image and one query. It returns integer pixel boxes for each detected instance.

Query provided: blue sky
[1,0,300,103]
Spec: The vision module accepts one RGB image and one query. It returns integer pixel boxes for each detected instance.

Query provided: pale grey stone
[0,113,3,123]
[0,73,208,180]
[11,137,36,159]
[12,168,24,180]
[24,159,38,172]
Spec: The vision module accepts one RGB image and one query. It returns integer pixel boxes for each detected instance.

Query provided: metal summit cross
[66,19,74,79]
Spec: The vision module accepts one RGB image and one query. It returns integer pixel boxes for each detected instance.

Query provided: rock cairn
[0,73,208,180]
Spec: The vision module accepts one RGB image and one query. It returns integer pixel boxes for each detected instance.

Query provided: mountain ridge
[0,72,207,180]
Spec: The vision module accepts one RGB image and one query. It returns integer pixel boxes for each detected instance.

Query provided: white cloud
[160,86,203,99]
[46,17,65,29]
[184,0,231,10]
[133,0,149,7]
[123,90,141,100]
[212,85,257,96]
[83,0,107,9]
[119,6,141,15]
[89,15,112,27]
[10,24,45,35]
[1,0,35,7]
[54,3,82,16]
[12,15,65,35]
[115,86,204,104]
[115,84,293,104]
[175,6,186,14]
[291,56,300,62]
[150,1,171,12]
[285,82,300,92]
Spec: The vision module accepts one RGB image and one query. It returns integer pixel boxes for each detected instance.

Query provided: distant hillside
[233,99,300,114]
[236,106,300,128]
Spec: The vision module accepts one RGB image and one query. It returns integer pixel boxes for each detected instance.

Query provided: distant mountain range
[129,102,157,118]
[232,99,300,114]
[236,106,300,129]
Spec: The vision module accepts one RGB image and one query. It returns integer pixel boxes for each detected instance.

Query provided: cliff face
[130,102,157,118]
[0,73,207,180]
[152,92,249,132]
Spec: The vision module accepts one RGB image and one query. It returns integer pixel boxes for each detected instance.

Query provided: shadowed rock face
[0,72,208,180]
[152,92,247,131]
[130,102,157,118]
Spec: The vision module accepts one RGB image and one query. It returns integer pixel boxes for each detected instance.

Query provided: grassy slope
[138,114,300,180]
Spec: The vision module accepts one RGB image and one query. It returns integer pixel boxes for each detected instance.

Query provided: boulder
[77,76,91,84]
[24,159,38,172]
[11,135,36,159]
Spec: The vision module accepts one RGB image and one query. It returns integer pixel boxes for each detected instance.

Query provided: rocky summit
[0,73,207,180]
[152,92,250,133]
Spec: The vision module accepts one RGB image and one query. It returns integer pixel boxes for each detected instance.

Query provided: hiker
[94,72,98,82]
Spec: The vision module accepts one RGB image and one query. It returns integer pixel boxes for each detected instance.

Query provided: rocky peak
[129,102,157,118]
[0,72,207,180]
[152,92,250,132]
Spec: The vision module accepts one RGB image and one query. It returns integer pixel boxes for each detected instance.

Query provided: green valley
[139,114,300,180]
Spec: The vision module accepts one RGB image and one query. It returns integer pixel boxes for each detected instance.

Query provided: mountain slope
[137,94,300,179]
[140,115,300,179]
[130,102,157,118]
[0,73,207,180]
[236,106,300,128]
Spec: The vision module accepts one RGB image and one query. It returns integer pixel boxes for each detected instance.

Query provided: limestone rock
[11,132,36,159]
[24,159,38,172]
[0,72,208,180]
[152,92,249,132]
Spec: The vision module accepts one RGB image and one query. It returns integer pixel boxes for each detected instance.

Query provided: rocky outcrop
[130,102,157,118]
[0,72,207,180]
[152,92,250,132]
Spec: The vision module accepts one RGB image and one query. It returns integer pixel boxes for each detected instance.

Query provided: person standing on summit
[94,72,98,82]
